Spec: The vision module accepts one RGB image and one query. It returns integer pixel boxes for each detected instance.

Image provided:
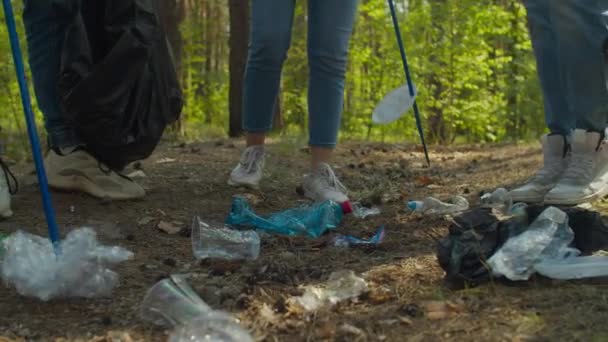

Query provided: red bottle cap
[340,201,353,214]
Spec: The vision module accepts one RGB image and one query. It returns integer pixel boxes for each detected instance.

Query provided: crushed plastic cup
[480,188,513,214]
[408,196,469,215]
[139,275,211,327]
[534,256,608,280]
[351,202,381,219]
[192,217,260,261]
[169,311,254,342]
[290,270,368,311]
[1,228,133,301]
[487,206,579,281]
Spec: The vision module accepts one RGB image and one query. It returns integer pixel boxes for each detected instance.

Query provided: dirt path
[0,140,606,341]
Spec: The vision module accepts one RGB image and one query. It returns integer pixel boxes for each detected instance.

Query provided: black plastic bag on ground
[57,0,183,170]
[437,205,608,287]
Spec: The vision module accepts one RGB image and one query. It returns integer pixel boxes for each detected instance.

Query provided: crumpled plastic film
[1,227,133,301]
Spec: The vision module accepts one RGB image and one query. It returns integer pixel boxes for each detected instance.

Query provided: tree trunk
[228,0,249,137]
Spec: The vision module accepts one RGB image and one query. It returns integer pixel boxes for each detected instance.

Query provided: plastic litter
[333,226,385,248]
[1,228,133,301]
[140,275,253,342]
[408,196,469,215]
[290,270,368,311]
[226,196,352,238]
[351,202,381,219]
[487,206,579,281]
[480,188,513,214]
[372,84,417,124]
[192,217,260,261]
[534,256,608,280]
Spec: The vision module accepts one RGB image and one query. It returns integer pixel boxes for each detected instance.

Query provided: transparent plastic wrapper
[1,228,133,301]
[372,84,417,124]
[192,217,260,261]
[408,196,469,215]
[169,311,254,342]
[534,256,608,280]
[226,196,352,237]
[480,188,513,214]
[140,276,253,342]
[333,226,385,248]
[487,206,579,281]
[351,202,381,219]
[289,270,368,311]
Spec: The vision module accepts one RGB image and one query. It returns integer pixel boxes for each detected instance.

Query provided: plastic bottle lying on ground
[534,256,608,280]
[407,196,469,215]
[226,196,353,237]
[480,188,513,214]
[191,217,260,261]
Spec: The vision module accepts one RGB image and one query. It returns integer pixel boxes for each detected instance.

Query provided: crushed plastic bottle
[192,217,260,261]
[351,202,381,219]
[169,311,254,342]
[226,196,353,238]
[289,270,368,311]
[534,256,608,280]
[487,206,579,281]
[140,275,254,342]
[1,228,133,301]
[333,226,385,248]
[407,196,469,215]
[480,188,513,214]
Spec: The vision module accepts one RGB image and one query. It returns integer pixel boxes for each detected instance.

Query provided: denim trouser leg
[243,0,359,147]
[525,0,608,135]
[23,0,82,149]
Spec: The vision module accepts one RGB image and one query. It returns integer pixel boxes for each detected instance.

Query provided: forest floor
[0,140,607,342]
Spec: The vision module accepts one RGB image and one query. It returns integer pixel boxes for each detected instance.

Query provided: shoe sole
[227,179,260,190]
[49,175,145,201]
[544,186,608,206]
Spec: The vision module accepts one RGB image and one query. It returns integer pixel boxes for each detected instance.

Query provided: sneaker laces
[315,164,348,194]
[0,158,18,195]
[240,148,264,174]
[560,153,595,184]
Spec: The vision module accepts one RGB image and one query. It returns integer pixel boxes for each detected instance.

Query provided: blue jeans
[23,0,82,149]
[243,0,359,147]
[525,0,608,135]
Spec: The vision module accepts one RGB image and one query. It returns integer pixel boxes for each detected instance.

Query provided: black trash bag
[57,0,183,170]
[437,205,608,287]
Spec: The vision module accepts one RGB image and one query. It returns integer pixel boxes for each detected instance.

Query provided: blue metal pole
[387,0,430,166]
[2,0,61,251]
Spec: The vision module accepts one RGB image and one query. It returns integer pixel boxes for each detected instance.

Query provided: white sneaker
[302,163,349,203]
[0,160,16,218]
[544,129,608,205]
[228,146,265,189]
[45,149,145,200]
[509,134,569,203]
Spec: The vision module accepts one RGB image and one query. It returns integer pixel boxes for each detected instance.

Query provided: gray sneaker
[45,149,145,200]
[509,134,569,203]
[228,146,265,189]
[302,163,349,203]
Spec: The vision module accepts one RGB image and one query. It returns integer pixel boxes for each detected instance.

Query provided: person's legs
[307,0,359,167]
[23,0,82,150]
[22,0,145,200]
[510,0,571,203]
[229,0,296,189]
[301,0,358,203]
[544,0,608,204]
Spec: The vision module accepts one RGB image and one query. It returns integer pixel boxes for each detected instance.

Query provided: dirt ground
[0,140,607,342]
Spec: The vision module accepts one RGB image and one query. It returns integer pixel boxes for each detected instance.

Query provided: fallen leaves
[157,220,184,235]
[422,300,467,320]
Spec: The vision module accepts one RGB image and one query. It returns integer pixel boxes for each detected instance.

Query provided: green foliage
[0,0,545,161]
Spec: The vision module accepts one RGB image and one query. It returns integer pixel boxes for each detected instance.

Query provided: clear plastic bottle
[480,188,513,214]
[226,196,353,237]
[407,196,469,215]
[351,202,381,219]
[534,256,608,280]
[192,217,260,261]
